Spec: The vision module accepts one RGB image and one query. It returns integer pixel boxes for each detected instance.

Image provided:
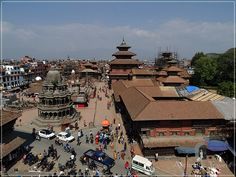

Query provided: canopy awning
[175,146,196,154]
[207,140,229,152]
[102,119,110,127]
[186,85,199,93]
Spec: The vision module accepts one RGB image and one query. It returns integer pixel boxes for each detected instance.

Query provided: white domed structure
[35,76,42,81]
[71,69,75,74]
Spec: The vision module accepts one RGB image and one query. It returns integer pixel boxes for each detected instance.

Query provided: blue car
[82,149,115,169]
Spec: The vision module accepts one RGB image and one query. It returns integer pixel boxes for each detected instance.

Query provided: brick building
[112,80,230,156]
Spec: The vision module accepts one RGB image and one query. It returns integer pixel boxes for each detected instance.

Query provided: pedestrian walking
[89,130,93,136]
[118,123,121,130]
[78,130,81,138]
[80,129,83,137]
[117,152,120,159]
[121,151,125,160]
[125,161,129,169]
[124,142,127,151]
[110,142,114,149]
[113,150,117,160]
[77,136,81,145]
[104,141,107,150]
[43,150,47,158]
[86,135,89,144]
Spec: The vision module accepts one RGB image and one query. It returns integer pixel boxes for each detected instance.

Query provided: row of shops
[0,109,28,172]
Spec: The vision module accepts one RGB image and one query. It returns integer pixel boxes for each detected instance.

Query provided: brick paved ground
[9,81,234,176]
[9,82,134,176]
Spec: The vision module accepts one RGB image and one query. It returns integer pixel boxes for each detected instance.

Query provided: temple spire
[121,36,126,45]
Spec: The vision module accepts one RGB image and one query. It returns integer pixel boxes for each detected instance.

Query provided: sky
[1,1,234,60]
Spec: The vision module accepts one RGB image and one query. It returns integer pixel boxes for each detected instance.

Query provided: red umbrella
[102,119,110,127]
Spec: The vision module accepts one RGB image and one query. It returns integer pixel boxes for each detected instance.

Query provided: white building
[1,65,25,90]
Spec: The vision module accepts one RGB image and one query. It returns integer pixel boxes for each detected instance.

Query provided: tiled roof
[112,51,136,57]
[131,69,155,75]
[1,137,26,159]
[179,69,191,78]
[157,71,168,76]
[1,109,22,126]
[28,81,43,93]
[156,76,167,83]
[166,66,183,72]
[120,87,224,121]
[109,69,131,75]
[142,136,205,148]
[109,59,143,65]
[163,76,187,84]
[81,69,98,73]
[112,79,155,102]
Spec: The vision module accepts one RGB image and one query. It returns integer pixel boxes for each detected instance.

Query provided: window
[184,132,190,136]
[133,160,144,167]
[158,132,164,136]
[195,128,205,135]
[139,162,144,167]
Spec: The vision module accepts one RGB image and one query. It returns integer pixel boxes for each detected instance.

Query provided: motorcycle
[88,161,97,170]
[103,169,113,176]
[80,155,88,165]
[23,153,38,165]
[58,163,66,171]
[63,144,72,153]
[46,161,55,172]
[68,167,77,175]
[66,159,75,169]
[55,139,63,146]
[37,156,47,168]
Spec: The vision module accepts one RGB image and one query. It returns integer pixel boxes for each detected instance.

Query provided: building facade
[0,110,26,171]
[0,65,24,91]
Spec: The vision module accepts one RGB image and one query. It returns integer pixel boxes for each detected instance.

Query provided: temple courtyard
[4,81,234,176]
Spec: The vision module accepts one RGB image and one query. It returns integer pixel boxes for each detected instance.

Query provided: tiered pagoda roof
[111,38,137,60]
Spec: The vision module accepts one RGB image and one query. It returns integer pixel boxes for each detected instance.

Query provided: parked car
[56,132,75,142]
[37,129,55,139]
[81,149,115,170]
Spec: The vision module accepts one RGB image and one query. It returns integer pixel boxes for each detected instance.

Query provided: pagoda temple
[155,51,178,68]
[108,39,142,87]
[33,68,79,127]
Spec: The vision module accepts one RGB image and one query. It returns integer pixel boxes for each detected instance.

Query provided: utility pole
[184,155,188,177]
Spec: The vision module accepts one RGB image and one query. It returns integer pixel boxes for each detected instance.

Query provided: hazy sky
[2,1,234,60]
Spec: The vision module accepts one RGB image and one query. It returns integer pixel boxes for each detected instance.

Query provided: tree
[217,81,235,98]
[191,52,205,66]
[216,48,235,83]
[192,56,218,86]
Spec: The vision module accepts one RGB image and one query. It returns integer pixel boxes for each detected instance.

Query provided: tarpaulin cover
[186,85,199,93]
[175,146,196,154]
[207,140,229,152]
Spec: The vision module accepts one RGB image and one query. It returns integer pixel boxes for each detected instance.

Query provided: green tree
[217,81,235,98]
[191,52,205,66]
[193,56,218,86]
[216,48,235,83]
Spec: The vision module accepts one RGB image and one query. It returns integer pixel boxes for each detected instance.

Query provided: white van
[131,155,155,176]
